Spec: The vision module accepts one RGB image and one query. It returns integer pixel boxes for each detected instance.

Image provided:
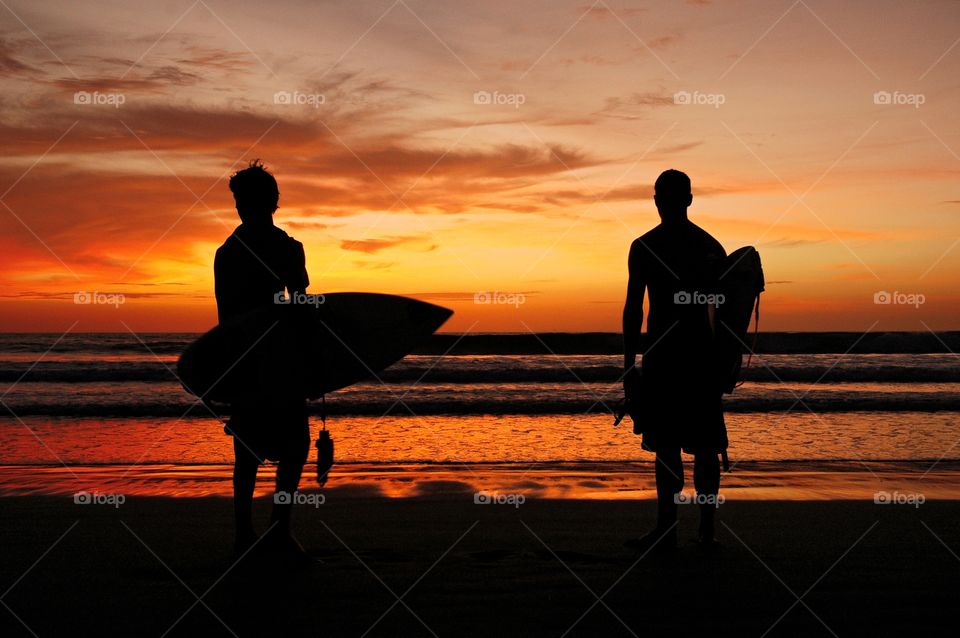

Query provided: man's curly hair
[229,159,279,220]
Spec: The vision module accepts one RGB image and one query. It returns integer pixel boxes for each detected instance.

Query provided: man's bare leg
[625,447,682,552]
[655,447,684,530]
[267,427,311,559]
[693,452,720,545]
[233,437,259,555]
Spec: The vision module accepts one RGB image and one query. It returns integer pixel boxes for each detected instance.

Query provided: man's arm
[213,248,230,325]
[623,241,646,384]
[286,240,310,300]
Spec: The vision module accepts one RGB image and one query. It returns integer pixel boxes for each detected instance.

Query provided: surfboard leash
[316,394,334,487]
[735,293,762,390]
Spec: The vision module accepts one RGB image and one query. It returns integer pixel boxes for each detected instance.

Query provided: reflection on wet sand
[2,461,958,501]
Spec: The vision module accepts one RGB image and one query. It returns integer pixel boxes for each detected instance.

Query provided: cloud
[559,54,625,67]
[48,76,178,94]
[285,219,330,231]
[761,238,824,248]
[0,39,36,75]
[402,291,541,302]
[351,259,394,270]
[531,179,734,207]
[340,235,436,254]
[580,5,646,18]
[146,65,202,85]
[597,92,675,120]
[3,290,209,300]
[701,215,909,244]
[648,34,682,49]
[175,46,256,74]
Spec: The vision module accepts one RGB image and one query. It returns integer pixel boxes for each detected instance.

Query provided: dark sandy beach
[1,496,956,636]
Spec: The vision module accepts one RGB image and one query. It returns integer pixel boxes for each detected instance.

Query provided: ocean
[1,332,958,497]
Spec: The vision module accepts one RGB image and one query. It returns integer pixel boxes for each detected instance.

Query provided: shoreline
[4,330,960,354]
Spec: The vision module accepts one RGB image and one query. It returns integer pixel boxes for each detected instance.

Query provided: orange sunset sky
[1,0,958,333]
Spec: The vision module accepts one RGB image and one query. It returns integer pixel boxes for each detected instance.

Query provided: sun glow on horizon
[1,0,958,332]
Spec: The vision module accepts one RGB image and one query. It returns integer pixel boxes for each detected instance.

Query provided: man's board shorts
[639,352,728,456]
[225,399,309,462]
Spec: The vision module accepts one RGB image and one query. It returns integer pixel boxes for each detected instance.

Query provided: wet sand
[0,495,956,636]
[2,461,959,500]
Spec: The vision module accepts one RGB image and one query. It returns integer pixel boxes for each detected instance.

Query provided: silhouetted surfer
[622,169,727,552]
[214,159,311,563]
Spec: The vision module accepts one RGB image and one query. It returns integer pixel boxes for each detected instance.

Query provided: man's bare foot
[260,528,316,567]
[233,530,258,559]
[697,523,720,552]
[624,526,677,554]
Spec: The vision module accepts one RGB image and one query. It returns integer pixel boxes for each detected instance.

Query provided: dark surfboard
[176,293,453,403]
[714,246,765,393]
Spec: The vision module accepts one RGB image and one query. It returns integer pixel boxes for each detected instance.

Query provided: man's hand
[623,367,640,400]
[621,367,644,436]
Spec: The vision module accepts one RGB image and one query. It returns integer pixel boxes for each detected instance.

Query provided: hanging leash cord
[735,293,761,389]
[315,393,334,487]
[727,292,761,472]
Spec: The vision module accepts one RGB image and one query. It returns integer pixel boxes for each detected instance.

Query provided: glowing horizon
[1,0,958,333]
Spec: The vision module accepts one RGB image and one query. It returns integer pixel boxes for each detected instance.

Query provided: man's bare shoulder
[632,225,663,248]
[629,225,665,261]
[688,221,726,256]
